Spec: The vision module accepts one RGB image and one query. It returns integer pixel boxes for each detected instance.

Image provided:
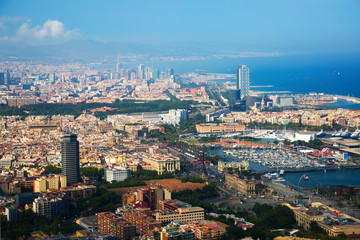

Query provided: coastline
[320,98,360,110]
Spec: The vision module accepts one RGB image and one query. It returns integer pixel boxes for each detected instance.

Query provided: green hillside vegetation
[0,99,194,119]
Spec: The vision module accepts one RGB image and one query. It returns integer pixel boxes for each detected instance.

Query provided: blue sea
[321,99,360,110]
[167,52,360,187]
[282,169,360,189]
[143,52,360,97]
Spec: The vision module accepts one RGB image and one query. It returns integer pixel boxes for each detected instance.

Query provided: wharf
[256,165,360,174]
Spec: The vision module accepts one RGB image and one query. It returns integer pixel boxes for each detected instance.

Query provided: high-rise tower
[6,69,10,86]
[145,67,152,80]
[168,68,174,77]
[61,133,80,186]
[138,64,144,80]
[236,65,250,98]
[49,73,56,82]
[0,72,4,85]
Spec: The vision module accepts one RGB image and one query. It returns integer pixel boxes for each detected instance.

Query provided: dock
[256,165,360,174]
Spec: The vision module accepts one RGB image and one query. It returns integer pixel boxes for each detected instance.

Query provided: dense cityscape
[1,55,360,240]
[1,1,360,240]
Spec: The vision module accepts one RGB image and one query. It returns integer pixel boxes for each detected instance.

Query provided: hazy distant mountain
[0,39,284,66]
[0,39,219,63]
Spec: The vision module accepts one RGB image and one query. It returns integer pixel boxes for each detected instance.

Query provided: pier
[256,165,360,174]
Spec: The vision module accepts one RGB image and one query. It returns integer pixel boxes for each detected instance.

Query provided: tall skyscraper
[138,64,144,80]
[236,65,250,98]
[6,69,11,86]
[0,72,5,85]
[145,67,152,80]
[130,72,136,81]
[61,133,80,186]
[168,68,174,77]
[49,73,56,82]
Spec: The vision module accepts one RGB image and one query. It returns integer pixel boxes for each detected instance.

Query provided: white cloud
[0,17,80,44]
[17,19,78,40]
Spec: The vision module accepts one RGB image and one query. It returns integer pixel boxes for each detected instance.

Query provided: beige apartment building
[33,175,67,193]
[154,206,205,224]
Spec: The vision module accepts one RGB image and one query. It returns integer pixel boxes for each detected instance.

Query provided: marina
[221,146,327,170]
[209,146,360,188]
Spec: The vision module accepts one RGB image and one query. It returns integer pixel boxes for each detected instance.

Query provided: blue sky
[1,0,360,53]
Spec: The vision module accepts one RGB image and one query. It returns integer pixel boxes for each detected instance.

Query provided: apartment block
[60,184,96,199]
[97,212,136,240]
[32,196,66,220]
[117,209,162,235]
[154,207,205,224]
[33,175,67,193]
